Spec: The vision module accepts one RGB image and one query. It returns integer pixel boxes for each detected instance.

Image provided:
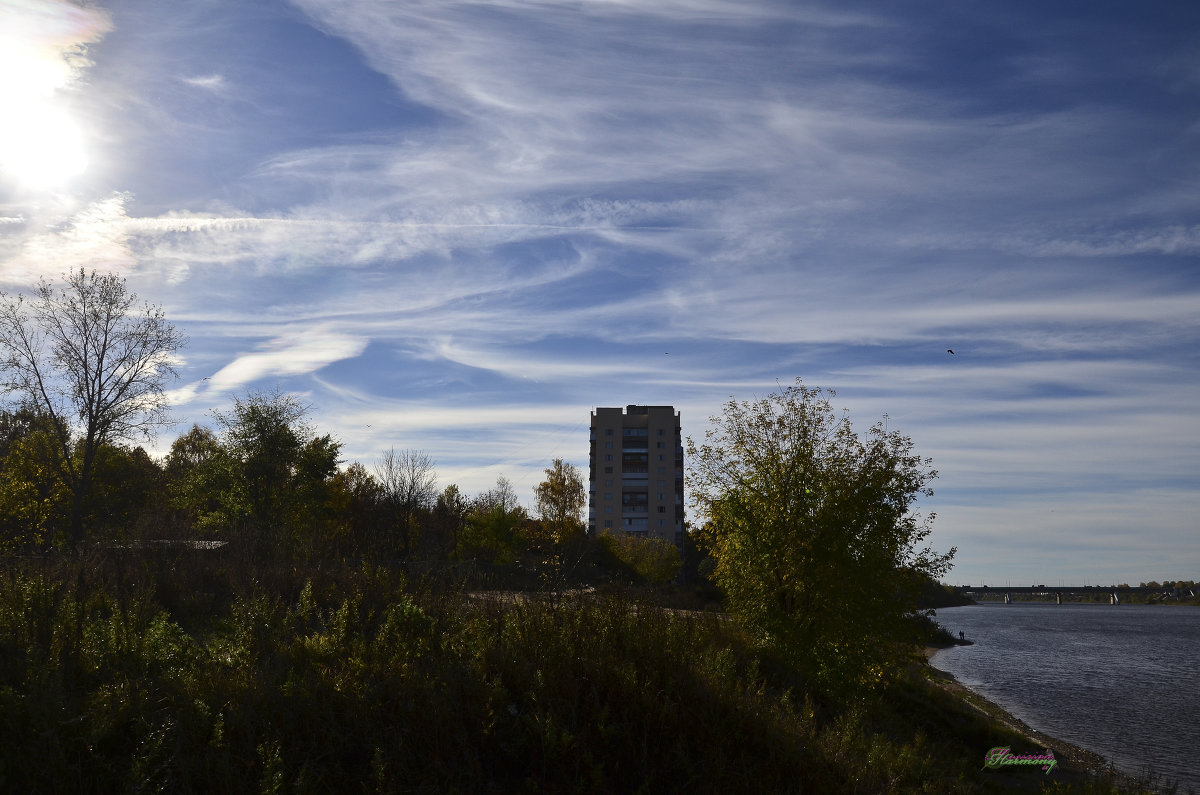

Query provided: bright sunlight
[0,100,88,189]
[0,38,90,191]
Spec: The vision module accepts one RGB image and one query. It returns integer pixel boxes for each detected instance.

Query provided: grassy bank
[0,554,1165,793]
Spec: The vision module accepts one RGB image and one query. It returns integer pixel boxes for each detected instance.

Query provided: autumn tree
[0,269,186,548]
[534,458,585,544]
[0,419,69,548]
[327,462,384,557]
[687,379,955,694]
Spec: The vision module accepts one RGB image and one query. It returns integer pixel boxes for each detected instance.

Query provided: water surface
[930,602,1198,791]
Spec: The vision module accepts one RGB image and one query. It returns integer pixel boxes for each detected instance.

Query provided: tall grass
[0,555,1158,793]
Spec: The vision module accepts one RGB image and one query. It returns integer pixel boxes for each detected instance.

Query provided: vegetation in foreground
[0,555,1161,794]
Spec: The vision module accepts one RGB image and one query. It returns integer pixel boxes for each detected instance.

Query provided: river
[929,602,1199,792]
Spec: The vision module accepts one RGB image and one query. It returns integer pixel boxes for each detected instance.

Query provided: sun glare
[0,44,90,191]
[0,99,88,189]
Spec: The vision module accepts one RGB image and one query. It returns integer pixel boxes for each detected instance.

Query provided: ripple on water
[930,603,1199,791]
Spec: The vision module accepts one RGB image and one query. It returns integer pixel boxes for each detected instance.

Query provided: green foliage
[82,443,165,541]
[455,504,523,565]
[688,379,955,695]
[0,559,1147,793]
[211,392,343,559]
[0,428,69,548]
[324,461,384,556]
[0,427,162,549]
[598,531,682,585]
[452,476,528,565]
[165,424,239,536]
[428,483,467,558]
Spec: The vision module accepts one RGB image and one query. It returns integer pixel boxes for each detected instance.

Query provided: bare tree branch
[0,268,187,549]
[374,447,437,557]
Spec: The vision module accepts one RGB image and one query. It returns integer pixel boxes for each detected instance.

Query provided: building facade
[588,405,684,547]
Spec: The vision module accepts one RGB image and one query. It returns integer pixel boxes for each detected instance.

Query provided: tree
[455,476,526,564]
[0,423,70,549]
[327,462,384,557]
[81,442,165,540]
[472,474,520,515]
[429,483,468,558]
[0,269,186,548]
[374,448,437,558]
[534,458,585,544]
[165,424,237,537]
[687,380,955,694]
[213,391,341,558]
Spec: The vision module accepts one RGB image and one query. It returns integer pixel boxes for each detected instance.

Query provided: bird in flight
[946,349,955,355]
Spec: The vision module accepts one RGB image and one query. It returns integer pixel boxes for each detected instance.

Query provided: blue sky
[2,0,1198,585]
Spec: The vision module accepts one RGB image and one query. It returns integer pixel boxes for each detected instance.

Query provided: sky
[1,0,1197,585]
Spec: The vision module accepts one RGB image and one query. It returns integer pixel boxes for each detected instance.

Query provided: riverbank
[924,646,1153,792]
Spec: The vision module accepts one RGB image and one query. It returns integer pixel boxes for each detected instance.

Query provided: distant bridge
[958,585,1195,604]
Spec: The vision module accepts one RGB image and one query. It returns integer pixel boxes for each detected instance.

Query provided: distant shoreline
[968,599,1199,606]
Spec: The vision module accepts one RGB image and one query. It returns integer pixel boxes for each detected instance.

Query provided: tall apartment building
[589,405,684,547]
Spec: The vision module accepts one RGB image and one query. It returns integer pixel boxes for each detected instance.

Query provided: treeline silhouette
[0,393,686,594]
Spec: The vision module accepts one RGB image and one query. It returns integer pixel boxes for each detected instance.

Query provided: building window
[656,441,665,449]
[604,520,613,528]
[658,454,664,461]
[604,493,612,500]
[657,493,664,500]
[657,429,664,436]
[605,506,612,514]
[605,441,613,449]
[605,466,613,474]
[658,519,665,527]
[604,479,612,487]
[656,467,664,474]
[605,429,613,436]
[657,506,666,513]
[658,480,665,488]
[605,454,613,461]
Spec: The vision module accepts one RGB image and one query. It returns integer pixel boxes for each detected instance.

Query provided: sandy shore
[923,646,1145,790]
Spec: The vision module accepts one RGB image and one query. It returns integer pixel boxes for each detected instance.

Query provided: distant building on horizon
[589,405,684,547]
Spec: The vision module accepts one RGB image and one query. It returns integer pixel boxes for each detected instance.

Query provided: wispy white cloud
[203,326,369,394]
[179,73,227,92]
[1,195,136,283]
[1,0,1195,582]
